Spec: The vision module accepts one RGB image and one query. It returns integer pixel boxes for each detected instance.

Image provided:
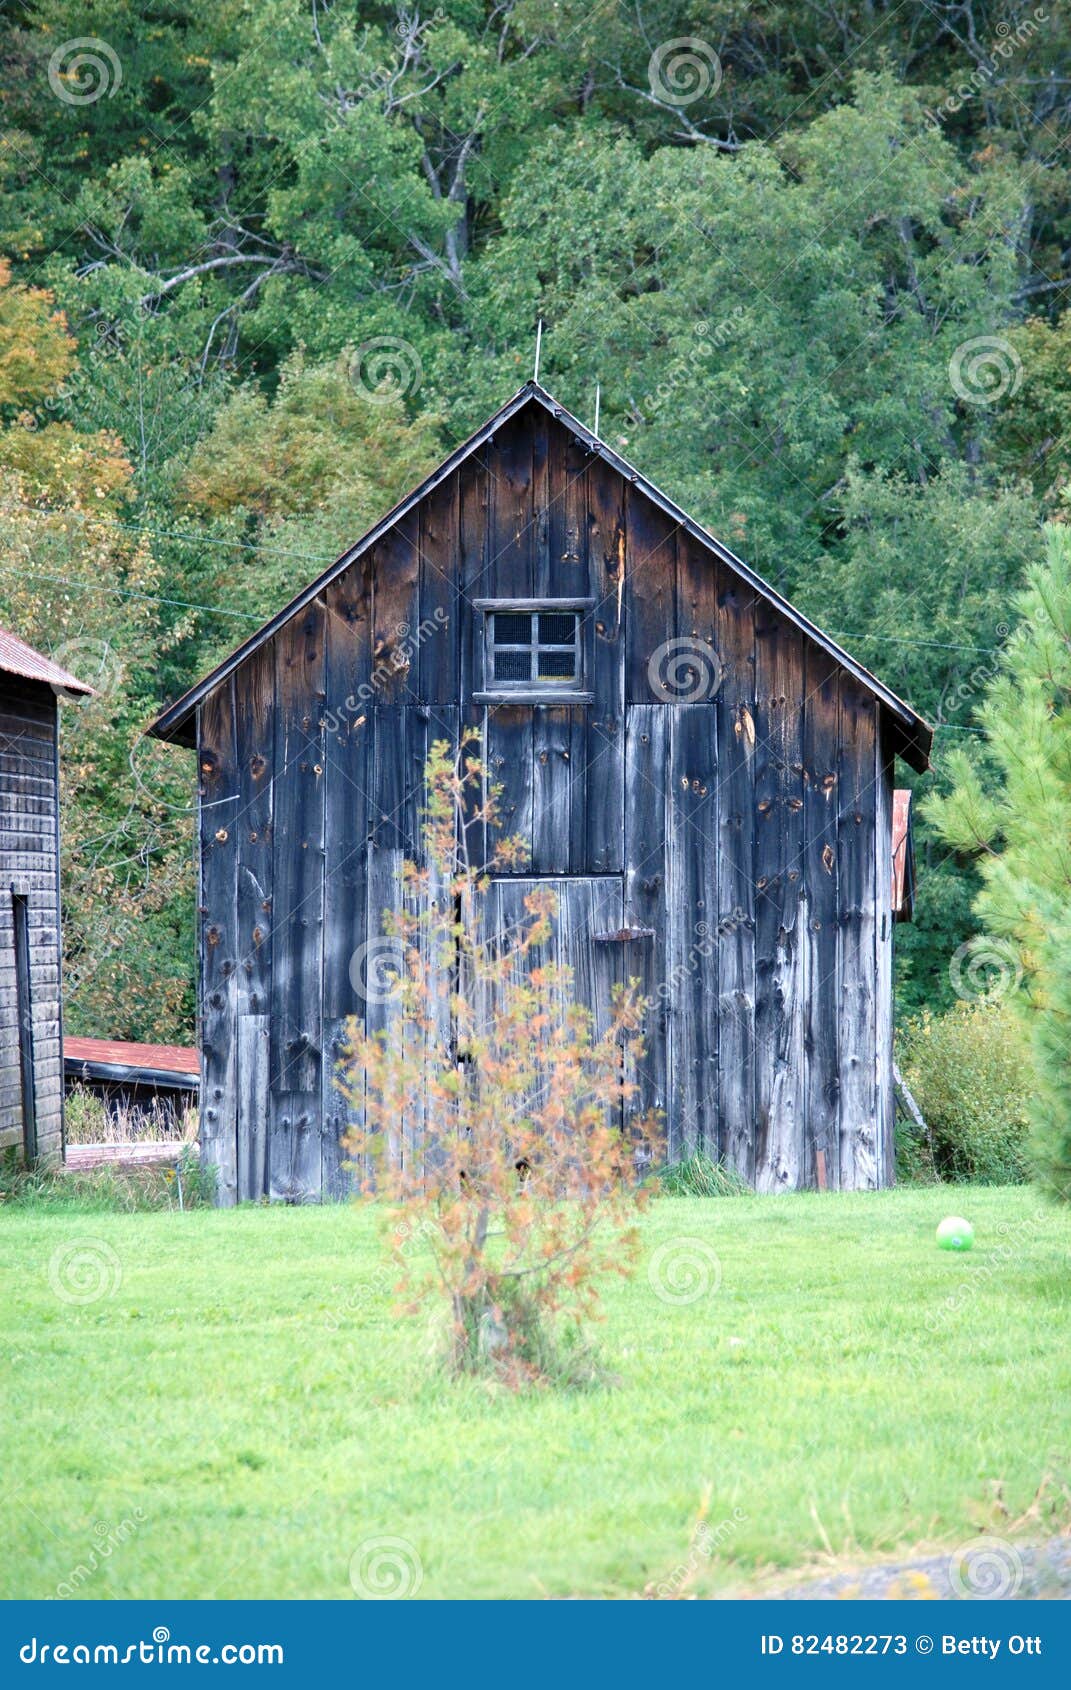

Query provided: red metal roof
[65,1036,198,1076]
[891,789,913,916]
[0,625,94,695]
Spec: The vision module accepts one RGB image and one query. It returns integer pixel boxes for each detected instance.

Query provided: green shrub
[62,1086,111,1144]
[897,1001,1033,1185]
[659,1152,750,1197]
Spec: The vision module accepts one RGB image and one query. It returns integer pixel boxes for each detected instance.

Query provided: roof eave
[146,380,932,769]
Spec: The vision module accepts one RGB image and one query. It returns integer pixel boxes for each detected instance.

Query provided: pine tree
[926,524,1071,1200]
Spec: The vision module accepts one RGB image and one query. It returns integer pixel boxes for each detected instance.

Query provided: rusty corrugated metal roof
[0,625,94,695]
[65,1036,198,1077]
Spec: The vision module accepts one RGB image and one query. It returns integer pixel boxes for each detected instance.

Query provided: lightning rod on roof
[533,319,543,385]
[594,383,601,439]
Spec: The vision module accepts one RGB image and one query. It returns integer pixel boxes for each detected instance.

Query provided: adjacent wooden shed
[0,628,92,1163]
[150,383,931,1203]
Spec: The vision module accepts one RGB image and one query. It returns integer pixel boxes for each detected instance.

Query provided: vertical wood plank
[532,704,573,873]
[837,677,879,1190]
[234,644,274,1200]
[667,703,719,1159]
[270,602,327,1201]
[753,612,806,1193]
[625,489,677,703]
[714,571,757,1184]
[624,705,669,1139]
[321,562,374,1200]
[198,682,239,1206]
[586,455,626,873]
[874,711,895,1186]
[417,474,459,705]
[544,419,590,600]
[458,453,491,707]
[802,650,841,1190]
[371,510,420,705]
[489,412,534,596]
[531,405,553,597]
[484,704,533,871]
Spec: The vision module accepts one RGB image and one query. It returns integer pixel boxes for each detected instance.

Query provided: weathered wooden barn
[0,628,92,1164]
[150,383,931,1204]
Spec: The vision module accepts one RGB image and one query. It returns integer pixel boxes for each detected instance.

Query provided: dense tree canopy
[1,0,1069,1033]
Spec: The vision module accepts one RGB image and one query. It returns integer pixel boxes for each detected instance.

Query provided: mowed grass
[2,1186,1068,1599]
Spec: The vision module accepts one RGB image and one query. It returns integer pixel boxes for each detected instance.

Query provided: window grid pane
[492,612,532,644]
[487,608,581,689]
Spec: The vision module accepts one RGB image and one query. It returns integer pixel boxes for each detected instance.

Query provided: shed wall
[0,678,63,1160]
[195,408,894,1201]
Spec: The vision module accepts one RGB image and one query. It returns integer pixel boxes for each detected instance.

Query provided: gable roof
[0,625,94,696]
[148,382,932,770]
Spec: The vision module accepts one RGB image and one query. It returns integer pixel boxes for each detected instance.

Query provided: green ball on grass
[936,1215,975,1252]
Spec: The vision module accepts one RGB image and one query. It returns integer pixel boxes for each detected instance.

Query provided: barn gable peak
[147,382,931,769]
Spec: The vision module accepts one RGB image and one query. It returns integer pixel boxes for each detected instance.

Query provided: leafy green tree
[0,259,194,1041]
[926,523,1071,1199]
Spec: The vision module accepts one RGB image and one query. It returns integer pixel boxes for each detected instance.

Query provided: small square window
[479,602,590,698]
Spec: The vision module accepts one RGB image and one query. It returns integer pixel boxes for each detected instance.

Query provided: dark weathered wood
[233,642,274,1201]
[802,650,841,1189]
[483,703,533,871]
[269,602,326,1201]
[585,456,626,873]
[837,677,879,1189]
[532,705,576,873]
[183,397,910,1199]
[753,611,806,1193]
[875,717,895,1185]
[234,644,274,1014]
[623,706,669,1137]
[715,572,757,1182]
[321,565,374,1199]
[489,413,534,596]
[11,891,36,1161]
[625,488,677,703]
[198,680,239,1205]
[458,454,492,705]
[667,703,719,1159]
[371,511,420,705]
[417,473,459,704]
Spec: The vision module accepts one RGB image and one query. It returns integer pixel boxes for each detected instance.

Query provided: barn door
[11,891,36,1164]
[481,877,652,1135]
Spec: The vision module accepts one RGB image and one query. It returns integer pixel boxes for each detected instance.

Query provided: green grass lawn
[2,1186,1068,1599]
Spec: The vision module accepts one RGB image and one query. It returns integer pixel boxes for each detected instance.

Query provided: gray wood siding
[192,402,894,1200]
[0,681,64,1160]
